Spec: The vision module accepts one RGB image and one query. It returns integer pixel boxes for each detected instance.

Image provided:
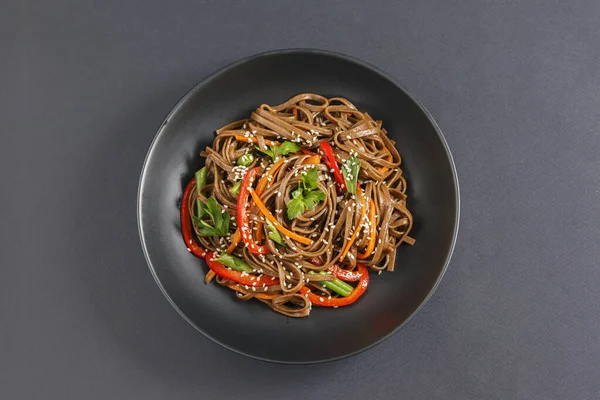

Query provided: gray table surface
[3,1,600,399]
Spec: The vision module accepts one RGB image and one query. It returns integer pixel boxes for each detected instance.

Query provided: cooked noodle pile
[181,93,414,317]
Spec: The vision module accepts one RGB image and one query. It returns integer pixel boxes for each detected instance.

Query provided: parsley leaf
[204,197,220,221]
[303,189,326,210]
[277,141,301,156]
[341,154,360,194]
[287,196,306,219]
[302,167,319,191]
[216,253,254,272]
[191,197,230,236]
[286,168,326,219]
[254,146,275,159]
[255,141,301,161]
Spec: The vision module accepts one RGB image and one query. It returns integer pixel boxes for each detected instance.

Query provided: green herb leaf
[276,141,301,157]
[302,167,319,191]
[236,154,254,167]
[229,180,242,195]
[266,220,286,247]
[254,145,275,159]
[192,197,230,236]
[303,189,326,210]
[287,196,306,219]
[192,216,219,236]
[286,168,326,219]
[216,253,254,272]
[291,188,303,199]
[204,197,221,221]
[254,141,301,161]
[341,154,360,194]
[216,211,230,234]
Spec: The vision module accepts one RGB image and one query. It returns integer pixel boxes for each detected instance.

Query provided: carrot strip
[255,222,265,242]
[302,155,321,165]
[227,159,287,251]
[205,270,216,284]
[339,188,367,261]
[226,229,242,253]
[254,158,286,243]
[357,199,377,259]
[249,189,313,245]
[378,148,393,174]
[255,158,285,196]
[234,135,279,147]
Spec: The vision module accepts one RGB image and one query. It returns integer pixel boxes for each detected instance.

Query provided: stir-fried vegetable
[287,167,326,219]
[300,264,369,307]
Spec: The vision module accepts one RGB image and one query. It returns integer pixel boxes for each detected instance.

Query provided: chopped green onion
[229,180,242,195]
[308,271,352,297]
[216,253,254,273]
[237,154,254,167]
[195,167,208,217]
[266,220,286,246]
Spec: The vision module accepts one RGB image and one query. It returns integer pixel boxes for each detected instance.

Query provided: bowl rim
[137,48,460,364]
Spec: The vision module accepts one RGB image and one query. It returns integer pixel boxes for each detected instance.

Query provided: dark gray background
[3,1,599,399]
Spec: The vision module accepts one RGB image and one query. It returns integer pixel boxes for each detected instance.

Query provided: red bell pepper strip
[238,167,269,254]
[319,141,346,191]
[181,178,207,258]
[301,148,318,156]
[330,264,364,282]
[205,252,280,286]
[307,257,364,282]
[300,263,369,307]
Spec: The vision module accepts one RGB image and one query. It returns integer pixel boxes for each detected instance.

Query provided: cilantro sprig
[255,141,300,161]
[341,154,360,194]
[287,167,326,219]
[192,197,230,236]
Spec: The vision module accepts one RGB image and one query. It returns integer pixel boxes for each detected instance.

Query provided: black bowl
[137,49,459,363]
